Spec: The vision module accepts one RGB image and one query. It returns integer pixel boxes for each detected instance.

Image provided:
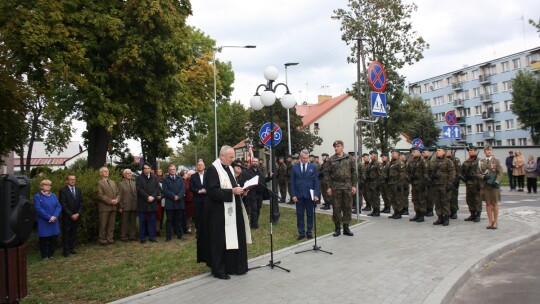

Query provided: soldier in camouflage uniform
[325,140,357,237]
[446,148,461,219]
[400,152,410,215]
[422,149,435,217]
[286,155,296,204]
[461,146,482,222]
[361,153,371,211]
[429,146,455,226]
[319,153,333,210]
[380,152,391,213]
[366,150,382,216]
[387,149,406,219]
[276,156,288,204]
[407,147,429,222]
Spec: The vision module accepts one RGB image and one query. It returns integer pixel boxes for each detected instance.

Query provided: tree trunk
[87,125,111,170]
[25,111,41,173]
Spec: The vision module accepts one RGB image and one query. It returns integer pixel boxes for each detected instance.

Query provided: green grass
[22,205,342,303]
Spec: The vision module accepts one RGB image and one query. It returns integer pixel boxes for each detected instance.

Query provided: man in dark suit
[162,164,186,241]
[136,162,161,243]
[290,150,321,240]
[190,159,207,237]
[58,174,83,257]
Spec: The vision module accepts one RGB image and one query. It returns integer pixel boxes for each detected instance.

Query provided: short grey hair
[300,149,309,156]
[219,145,233,156]
[123,169,132,176]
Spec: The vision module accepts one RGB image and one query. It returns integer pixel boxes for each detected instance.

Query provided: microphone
[231,162,249,170]
[333,155,350,162]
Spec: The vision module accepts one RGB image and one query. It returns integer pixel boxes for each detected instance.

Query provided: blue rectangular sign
[442,126,461,139]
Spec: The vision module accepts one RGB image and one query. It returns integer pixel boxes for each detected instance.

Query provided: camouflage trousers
[401,184,410,210]
[366,185,381,210]
[332,189,352,224]
[278,179,288,203]
[432,184,450,216]
[465,183,482,212]
[450,184,459,213]
[411,184,427,213]
[387,184,403,213]
[321,182,333,207]
[426,187,435,210]
[362,187,370,208]
[381,183,390,208]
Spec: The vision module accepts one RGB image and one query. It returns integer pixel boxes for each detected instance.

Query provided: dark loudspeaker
[0,175,34,248]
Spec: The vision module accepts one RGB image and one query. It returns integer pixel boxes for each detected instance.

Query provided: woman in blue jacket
[34,179,62,259]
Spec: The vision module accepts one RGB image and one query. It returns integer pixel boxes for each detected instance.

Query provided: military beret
[309,154,314,157]
[333,140,344,147]
[391,148,400,153]
[369,149,378,155]
[321,153,329,157]
[313,155,319,158]
[287,154,293,158]
[362,153,369,157]
[436,145,447,150]
[410,146,419,151]
[381,152,389,157]
[467,146,478,151]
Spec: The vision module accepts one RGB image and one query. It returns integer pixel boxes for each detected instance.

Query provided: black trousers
[39,236,58,258]
[527,177,538,193]
[62,216,79,254]
[166,209,183,239]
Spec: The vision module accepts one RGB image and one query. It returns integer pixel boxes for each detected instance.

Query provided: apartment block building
[408,46,540,148]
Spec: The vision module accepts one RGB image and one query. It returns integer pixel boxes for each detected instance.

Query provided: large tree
[400,95,440,147]
[334,0,429,152]
[511,70,540,144]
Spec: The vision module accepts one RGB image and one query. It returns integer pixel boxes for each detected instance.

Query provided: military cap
[313,155,319,158]
[309,154,314,157]
[436,145,447,150]
[321,153,329,157]
[381,152,389,157]
[292,155,298,160]
[410,146,419,151]
[369,149,378,155]
[467,145,478,151]
[333,140,344,147]
[391,148,400,153]
[278,156,285,159]
[362,153,369,157]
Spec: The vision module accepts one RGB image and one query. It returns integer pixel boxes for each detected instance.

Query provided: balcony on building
[453,98,464,108]
[456,134,467,142]
[451,82,463,91]
[482,111,494,121]
[479,74,491,84]
[480,94,492,103]
[456,116,467,125]
[482,130,495,138]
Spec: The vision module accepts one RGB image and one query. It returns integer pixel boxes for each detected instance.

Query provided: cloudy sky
[188,0,540,105]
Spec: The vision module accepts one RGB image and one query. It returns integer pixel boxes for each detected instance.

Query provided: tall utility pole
[284,62,299,156]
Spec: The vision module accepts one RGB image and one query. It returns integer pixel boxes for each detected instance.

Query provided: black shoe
[401,209,409,215]
[381,206,391,213]
[416,213,425,222]
[321,205,331,210]
[297,235,305,240]
[166,237,171,242]
[450,212,457,219]
[343,224,354,236]
[333,223,341,237]
[213,273,231,280]
[425,209,434,217]
[140,240,146,244]
[149,239,157,243]
[474,212,481,222]
[464,212,474,221]
[362,206,372,211]
[63,252,69,258]
[433,215,442,225]
[442,215,450,226]
[307,234,313,239]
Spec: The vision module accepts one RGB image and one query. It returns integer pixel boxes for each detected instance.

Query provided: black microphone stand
[242,167,290,273]
[294,162,335,255]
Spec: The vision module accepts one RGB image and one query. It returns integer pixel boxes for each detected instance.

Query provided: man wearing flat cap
[429,146,455,226]
[325,140,357,236]
[365,150,382,216]
[320,153,333,210]
[461,146,482,222]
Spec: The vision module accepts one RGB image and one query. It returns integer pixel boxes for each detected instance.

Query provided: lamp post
[284,62,299,156]
[213,45,256,159]
[250,66,296,270]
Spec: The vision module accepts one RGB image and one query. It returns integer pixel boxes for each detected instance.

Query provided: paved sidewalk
[111,201,540,304]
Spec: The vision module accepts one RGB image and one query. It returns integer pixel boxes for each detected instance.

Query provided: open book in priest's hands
[242,175,259,191]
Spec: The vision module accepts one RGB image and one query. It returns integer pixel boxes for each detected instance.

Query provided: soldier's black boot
[464,212,474,221]
[425,208,434,217]
[333,223,341,237]
[362,205,372,211]
[368,208,380,216]
[416,212,425,223]
[343,224,354,236]
[474,211,481,222]
[442,215,450,226]
[433,215,443,225]
[409,213,418,221]
[381,206,391,213]
[450,212,457,219]
[401,208,409,215]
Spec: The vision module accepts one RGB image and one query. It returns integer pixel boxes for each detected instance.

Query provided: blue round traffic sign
[368,61,387,92]
[412,138,424,150]
[259,122,282,147]
[445,111,457,126]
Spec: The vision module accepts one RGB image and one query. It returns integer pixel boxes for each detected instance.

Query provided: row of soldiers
[357,145,483,226]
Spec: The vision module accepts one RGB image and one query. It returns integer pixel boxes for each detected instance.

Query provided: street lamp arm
[253,84,268,95]
[272,83,292,94]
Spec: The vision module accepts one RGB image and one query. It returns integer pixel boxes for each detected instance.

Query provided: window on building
[466,125,472,134]
[490,65,497,75]
[505,119,515,130]
[476,142,484,147]
[503,81,512,91]
[475,106,482,115]
[504,100,512,111]
[432,80,442,90]
[446,77,452,86]
[501,61,510,72]
[507,139,516,146]
[494,140,502,147]
[513,58,521,69]
[463,108,471,117]
[493,103,500,113]
[463,90,470,99]
[424,99,430,106]
[433,96,444,105]
[518,138,527,145]
[472,70,478,79]
[476,124,484,133]
[424,83,430,92]
[473,88,480,98]
[447,94,454,103]
[491,83,499,94]
[526,53,540,65]
[494,122,501,131]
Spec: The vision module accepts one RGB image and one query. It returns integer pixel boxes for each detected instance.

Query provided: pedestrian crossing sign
[370,92,387,117]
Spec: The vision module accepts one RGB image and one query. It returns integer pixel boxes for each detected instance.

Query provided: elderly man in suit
[119,169,138,242]
[136,162,161,243]
[97,166,120,245]
[290,149,321,240]
[190,159,207,237]
[162,164,186,241]
[59,174,83,257]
